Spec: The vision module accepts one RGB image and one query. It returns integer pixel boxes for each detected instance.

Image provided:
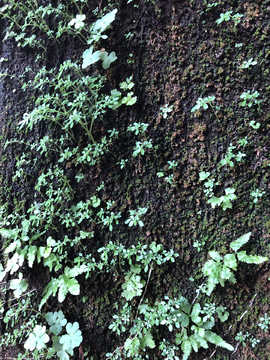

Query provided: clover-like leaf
[82,46,101,68]
[24,325,50,351]
[93,9,117,33]
[10,272,28,298]
[45,310,67,335]
[59,322,83,350]
[99,51,117,69]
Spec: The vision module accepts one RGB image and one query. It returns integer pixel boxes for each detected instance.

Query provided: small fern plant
[202,233,268,295]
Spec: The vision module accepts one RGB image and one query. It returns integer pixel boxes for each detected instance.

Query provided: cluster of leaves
[24,310,82,360]
[202,233,268,295]
[107,296,233,360]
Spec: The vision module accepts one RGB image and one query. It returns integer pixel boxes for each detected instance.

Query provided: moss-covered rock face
[0,0,270,359]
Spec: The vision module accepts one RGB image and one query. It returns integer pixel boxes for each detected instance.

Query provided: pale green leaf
[223,254,237,270]
[209,251,222,262]
[182,339,192,360]
[100,51,117,69]
[191,303,201,324]
[237,251,268,264]
[140,331,155,349]
[82,46,101,68]
[230,233,251,252]
[204,331,234,351]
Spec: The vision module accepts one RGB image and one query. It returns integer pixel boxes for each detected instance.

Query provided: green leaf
[57,349,70,360]
[10,272,28,298]
[93,9,117,33]
[216,307,229,322]
[82,46,101,68]
[24,325,50,351]
[181,339,192,360]
[209,251,222,262]
[179,296,191,314]
[220,265,233,282]
[99,51,117,69]
[192,333,208,349]
[204,331,234,351]
[249,120,260,129]
[149,242,162,253]
[45,310,67,335]
[5,240,20,254]
[0,228,19,239]
[60,322,83,350]
[199,171,210,181]
[221,199,232,211]
[39,278,59,310]
[237,251,268,264]
[27,245,37,268]
[121,274,144,300]
[207,196,222,208]
[140,331,155,349]
[223,254,237,270]
[191,303,202,324]
[230,233,251,252]
[179,312,190,327]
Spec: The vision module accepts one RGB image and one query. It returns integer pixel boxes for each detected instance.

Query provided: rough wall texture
[1,0,270,359]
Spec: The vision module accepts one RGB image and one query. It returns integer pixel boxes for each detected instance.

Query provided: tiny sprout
[249,121,260,129]
[68,14,86,29]
[159,104,173,119]
[241,58,257,69]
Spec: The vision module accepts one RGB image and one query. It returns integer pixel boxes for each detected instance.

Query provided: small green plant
[238,137,248,147]
[191,95,219,120]
[121,265,145,300]
[191,96,215,112]
[241,58,257,69]
[108,295,233,360]
[202,233,268,295]
[125,207,148,227]
[82,9,118,69]
[157,161,178,187]
[216,11,243,25]
[127,53,135,63]
[235,331,260,348]
[159,104,173,119]
[125,32,134,40]
[199,172,237,210]
[117,159,128,169]
[24,310,83,359]
[127,122,149,135]
[132,140,153,157]
[220,144,246,167]
[258,313,270,332]
[68,14,86,29]
[206,2,218,10]
[249,120,260,129]
[250,189,265,203]
[207,188,237,211]
[239,91,260,107]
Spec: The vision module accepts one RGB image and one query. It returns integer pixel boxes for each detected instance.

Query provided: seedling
[191,96,219,121]
[241,58,257,69]
[239,91,261,107]
[258,313,270,332]
[125,207,148,227]
[250,189,265,203]
[249,120,260,129]
[159,104,173,119]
